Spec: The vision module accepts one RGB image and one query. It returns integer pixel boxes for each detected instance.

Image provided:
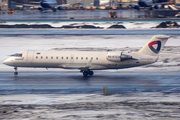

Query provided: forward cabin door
[27,51,34,65]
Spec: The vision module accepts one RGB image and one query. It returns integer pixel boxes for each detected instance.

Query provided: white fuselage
[3,35,170,76]
[3,50,157,70]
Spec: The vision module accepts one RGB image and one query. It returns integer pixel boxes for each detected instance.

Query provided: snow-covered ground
[0,93,180,119]
[0,31,180,119]
[1,21,179,29]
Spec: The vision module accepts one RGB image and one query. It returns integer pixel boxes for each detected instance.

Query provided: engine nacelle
[107,52,121,62]
[38,7,44,11]
[57,6,63,10]
[121,54,132,61]
[106,52,132,62]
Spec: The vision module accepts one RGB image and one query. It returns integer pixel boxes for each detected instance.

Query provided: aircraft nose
[3,59,9,65]
[3,59,12,65]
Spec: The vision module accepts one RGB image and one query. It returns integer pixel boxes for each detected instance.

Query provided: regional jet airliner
[3,35,170,77]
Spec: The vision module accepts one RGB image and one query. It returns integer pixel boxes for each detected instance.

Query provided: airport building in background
[176,0,180,3]
[67,0,100,7]
[0,0,11,10]
[56,0,67,4]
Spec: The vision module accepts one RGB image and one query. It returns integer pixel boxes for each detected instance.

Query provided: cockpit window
[11,53,22,57]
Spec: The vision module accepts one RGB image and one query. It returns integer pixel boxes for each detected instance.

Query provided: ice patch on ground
[1,93,180,105]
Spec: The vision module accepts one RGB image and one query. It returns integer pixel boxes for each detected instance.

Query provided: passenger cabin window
[36,56,38,59]
[41,56,43,59]
[96,57,98,60]
[71,57,73,59]
[91,57,93,59]
[76,57,78,60]
[86,57,88,60]
[46,56,48,59]
[56,57,58,59]
[51,57,53,59]
[81,57,83,60]
[12,53,22,57]
[66,57,68,59]
[61,57,63,59]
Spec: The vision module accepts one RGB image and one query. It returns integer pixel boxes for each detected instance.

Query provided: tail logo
[148,41,161,54]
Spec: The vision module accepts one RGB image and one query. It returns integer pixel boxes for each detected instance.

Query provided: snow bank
[1,21,180,29]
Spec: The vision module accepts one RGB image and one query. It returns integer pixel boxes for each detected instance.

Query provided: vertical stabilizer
[138,35,170,56]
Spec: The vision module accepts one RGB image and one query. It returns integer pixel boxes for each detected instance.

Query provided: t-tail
[138,35,170,56]
[138,0,148,7]
[40,0,56,3]
[40,0,46,3]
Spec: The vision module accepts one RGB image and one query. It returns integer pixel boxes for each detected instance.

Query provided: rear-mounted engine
[106,52,132,62]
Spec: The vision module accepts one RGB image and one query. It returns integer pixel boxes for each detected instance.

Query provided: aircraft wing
[60,59,93,71]
[143,1,175,6]
[79,58,93,71]
[29,2,40,3]
[23,4,41,8]
[55,4,70,8]
[150,2,172,5]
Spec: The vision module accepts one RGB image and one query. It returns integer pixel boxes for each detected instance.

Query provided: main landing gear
[14,67,18,75]
[82,70,94,77]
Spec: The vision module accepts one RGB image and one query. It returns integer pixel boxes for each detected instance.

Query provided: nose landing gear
[14,67,18,75]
